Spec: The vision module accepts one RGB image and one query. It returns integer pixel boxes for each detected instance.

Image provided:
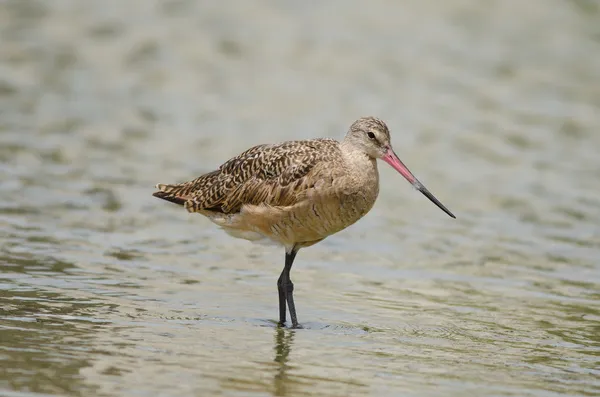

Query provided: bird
[153,117,455,328]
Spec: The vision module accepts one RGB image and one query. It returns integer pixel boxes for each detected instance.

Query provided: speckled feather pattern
[154,138,342,213]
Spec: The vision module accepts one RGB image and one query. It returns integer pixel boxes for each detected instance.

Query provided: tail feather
[152,183,188,206]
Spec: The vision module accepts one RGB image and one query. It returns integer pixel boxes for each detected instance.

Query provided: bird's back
[153,138,343,214]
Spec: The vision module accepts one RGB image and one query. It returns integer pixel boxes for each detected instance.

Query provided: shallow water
[1,0,599,396]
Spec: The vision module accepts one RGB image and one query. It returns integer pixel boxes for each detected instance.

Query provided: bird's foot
[277,320,303,329]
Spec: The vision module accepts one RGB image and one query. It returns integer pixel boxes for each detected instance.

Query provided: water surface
[1,1,599,396]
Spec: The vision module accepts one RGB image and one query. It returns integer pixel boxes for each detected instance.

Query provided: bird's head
[345,116,456,219]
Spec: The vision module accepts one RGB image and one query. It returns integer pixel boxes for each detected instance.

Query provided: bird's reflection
[273,327,295,396]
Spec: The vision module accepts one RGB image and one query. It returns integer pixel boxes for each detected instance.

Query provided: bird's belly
[208,186,378,248]
[271,191,377,245]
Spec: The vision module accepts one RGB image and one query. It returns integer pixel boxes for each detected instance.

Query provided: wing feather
[153,138,342,214]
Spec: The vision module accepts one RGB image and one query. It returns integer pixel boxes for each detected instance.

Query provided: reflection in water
[273,328,295,396]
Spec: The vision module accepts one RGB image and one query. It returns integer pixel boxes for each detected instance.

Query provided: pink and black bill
[382,148,456,219]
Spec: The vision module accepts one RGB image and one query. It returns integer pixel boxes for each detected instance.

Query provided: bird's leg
[277,270,286,326]
[278,248,299,328]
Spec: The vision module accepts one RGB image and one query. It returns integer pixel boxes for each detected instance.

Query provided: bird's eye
[367,132,376,140]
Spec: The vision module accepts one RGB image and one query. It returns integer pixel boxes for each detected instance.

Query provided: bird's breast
[241,155,381,246]
[280,165,380,242]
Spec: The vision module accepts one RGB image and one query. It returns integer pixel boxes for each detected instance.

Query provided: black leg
[277,248,300,328]
[277,271,286,326]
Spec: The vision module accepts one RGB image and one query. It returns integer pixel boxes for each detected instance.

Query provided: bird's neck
[340,141,379,182]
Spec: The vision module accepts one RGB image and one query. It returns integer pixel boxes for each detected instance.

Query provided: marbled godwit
[153,117,455,328]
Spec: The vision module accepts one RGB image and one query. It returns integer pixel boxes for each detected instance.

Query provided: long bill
[382,148,456,219]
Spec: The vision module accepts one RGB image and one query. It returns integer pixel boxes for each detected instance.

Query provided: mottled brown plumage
[153,117,455,327]
[155,138,342,215]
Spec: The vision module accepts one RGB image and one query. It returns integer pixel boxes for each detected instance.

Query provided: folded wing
[153,139,341,214]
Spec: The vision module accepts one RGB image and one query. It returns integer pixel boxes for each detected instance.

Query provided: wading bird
[153,117,455,328]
